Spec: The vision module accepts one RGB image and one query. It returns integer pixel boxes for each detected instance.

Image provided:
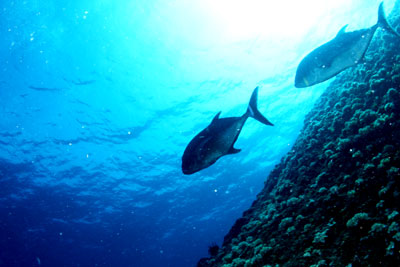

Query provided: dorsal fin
[336,24,348,37]
[211,111,221,124]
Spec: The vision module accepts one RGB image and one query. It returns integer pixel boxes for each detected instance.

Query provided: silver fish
[295,2,400,88]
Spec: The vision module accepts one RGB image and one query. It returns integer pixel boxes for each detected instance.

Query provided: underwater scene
[1,0,399,266]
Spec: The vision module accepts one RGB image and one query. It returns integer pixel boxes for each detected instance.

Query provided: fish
[295,2,400,88]
[181,87,273,175]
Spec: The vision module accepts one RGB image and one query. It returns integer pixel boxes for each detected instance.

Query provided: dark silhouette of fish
[182,87,273,175]
[295,2,400,88]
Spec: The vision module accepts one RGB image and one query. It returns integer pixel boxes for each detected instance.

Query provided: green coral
[313,229,328,244]
[346,213,370,228]
[199,9,400,265]
[387,210,399,221]
[369,223,387,235]
[393,233,400,242]
[279,217,293,230]
[388,222,399,234]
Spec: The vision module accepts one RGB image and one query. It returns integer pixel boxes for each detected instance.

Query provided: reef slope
[199,4,400,267]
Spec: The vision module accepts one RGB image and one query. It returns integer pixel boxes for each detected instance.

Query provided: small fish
[182,87,273,175]
[295,2,400,88]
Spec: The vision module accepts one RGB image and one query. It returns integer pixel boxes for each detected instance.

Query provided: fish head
[295,55,327,88]
[181,150,214,175]
[181,155,200,175]
[182,163,201,175]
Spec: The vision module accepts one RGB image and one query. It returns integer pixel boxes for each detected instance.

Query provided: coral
[208,244,220,257]
[369,223,387,236]
[313,229,328,244]
[279,217,293,231]
[387,210,399,221]
[388,222,399,234]
[198,6,400,267]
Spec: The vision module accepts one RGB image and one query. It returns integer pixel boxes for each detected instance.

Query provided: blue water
[0,0,396,266]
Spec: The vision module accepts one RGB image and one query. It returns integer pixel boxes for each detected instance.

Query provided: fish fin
[377,2,400,38]
[212,112,221,124]
[247,87,274,126]
[336,24,348,37]
[228,147,241,154]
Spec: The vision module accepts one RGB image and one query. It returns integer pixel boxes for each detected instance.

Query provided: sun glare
[202,0,367,41]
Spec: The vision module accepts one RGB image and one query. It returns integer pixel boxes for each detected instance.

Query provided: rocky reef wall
[199,3,400,267]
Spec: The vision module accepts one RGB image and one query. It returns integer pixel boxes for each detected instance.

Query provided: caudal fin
[247,87,273,126]
[378,2,400,38]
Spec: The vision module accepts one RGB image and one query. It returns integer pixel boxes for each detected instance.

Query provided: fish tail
[246,87,273,126]
[377,2,400,38]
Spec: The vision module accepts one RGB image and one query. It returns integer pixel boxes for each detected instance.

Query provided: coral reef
[198,4,400,267]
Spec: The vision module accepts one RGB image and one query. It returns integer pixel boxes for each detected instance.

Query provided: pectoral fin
[228,147,241,154]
